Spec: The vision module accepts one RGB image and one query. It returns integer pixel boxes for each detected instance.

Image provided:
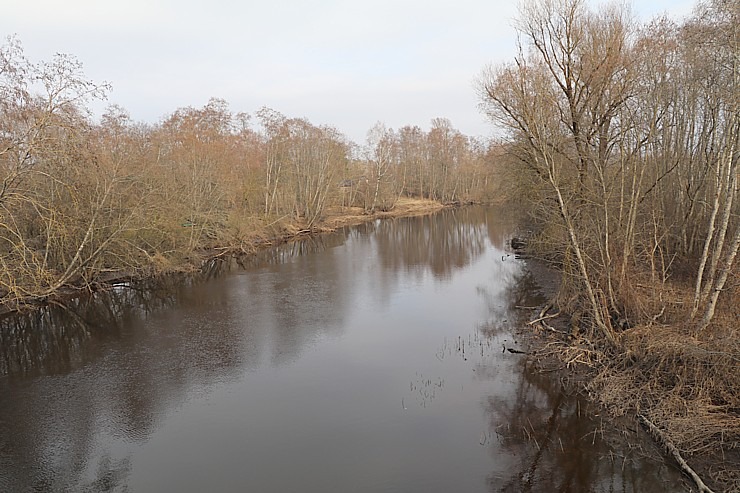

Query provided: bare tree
[364,122,399,213]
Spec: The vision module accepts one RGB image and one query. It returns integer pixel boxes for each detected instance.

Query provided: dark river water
[0,207,686,492]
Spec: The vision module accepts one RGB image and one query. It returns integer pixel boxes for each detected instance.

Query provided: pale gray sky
[3,0,695,143]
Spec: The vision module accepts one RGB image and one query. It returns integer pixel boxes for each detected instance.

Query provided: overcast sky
[3,0,695,144]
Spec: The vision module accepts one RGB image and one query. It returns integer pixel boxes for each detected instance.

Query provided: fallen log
[637,414,715,493]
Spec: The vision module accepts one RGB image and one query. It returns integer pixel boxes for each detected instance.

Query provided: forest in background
[479,0,737,490]
[0,36,502,308]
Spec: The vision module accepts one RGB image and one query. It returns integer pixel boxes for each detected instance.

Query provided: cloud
[1,0,694,143]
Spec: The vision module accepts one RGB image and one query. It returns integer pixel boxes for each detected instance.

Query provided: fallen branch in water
[637,414,715,493]
[527,310,561,326]
[526,302,569,336]
[502,344,528,355]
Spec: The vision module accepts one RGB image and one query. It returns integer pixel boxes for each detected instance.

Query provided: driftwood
[527,303,554,326]
[526,303,568,335]
[637,414,715,493]
[501,344,528,355]
[538,303,553,319]
[527,310,561,326]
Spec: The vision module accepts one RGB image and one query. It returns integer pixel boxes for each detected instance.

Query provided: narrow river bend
[0,207,685,492]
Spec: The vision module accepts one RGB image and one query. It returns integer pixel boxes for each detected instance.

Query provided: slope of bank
[519,254,739,493]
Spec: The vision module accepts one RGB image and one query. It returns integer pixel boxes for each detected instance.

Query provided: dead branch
[538,302,553,319]
[527,310,561,326]
[638,414,716,493]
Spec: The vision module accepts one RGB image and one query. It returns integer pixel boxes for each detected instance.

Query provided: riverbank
[320,198,447,230]
[0,198,448,315]
[518,256,739,493]
[194,197,448,266]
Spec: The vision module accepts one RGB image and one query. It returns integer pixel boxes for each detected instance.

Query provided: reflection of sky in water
[0,207,686,492]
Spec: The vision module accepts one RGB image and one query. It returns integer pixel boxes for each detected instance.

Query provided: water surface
[0,207,685,492]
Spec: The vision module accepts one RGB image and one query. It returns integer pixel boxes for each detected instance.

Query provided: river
[0,207,686,492]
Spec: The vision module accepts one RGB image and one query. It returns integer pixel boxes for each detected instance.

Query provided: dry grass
[320,197,446,230]
[562,320,740,490]
[527,263,740,491]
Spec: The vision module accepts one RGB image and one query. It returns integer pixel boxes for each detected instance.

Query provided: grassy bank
[521,255,738,493]
[0,198,447,314]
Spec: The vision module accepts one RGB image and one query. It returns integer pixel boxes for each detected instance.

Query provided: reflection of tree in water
[374,208,488,279]
[482,326,682,491]
[486,363,589,492]
[79,455,131,493]
[485,363,681,492]
[472,248,682,492]
[475,259,544,338]
[506,268,549,313]
[482,206,522,252]
[0,273,251,491]
[242,239,350,366]
[235,228,352,269]
[0,307,94,377]
[0,276,184,377]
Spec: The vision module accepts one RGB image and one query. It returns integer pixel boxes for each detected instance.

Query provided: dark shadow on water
[483,362,684,492]
[477,249,687,493]
[0,276,184,378]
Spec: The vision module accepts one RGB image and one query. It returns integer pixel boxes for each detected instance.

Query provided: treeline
[479,0,737,338]
[0,36,498,306]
